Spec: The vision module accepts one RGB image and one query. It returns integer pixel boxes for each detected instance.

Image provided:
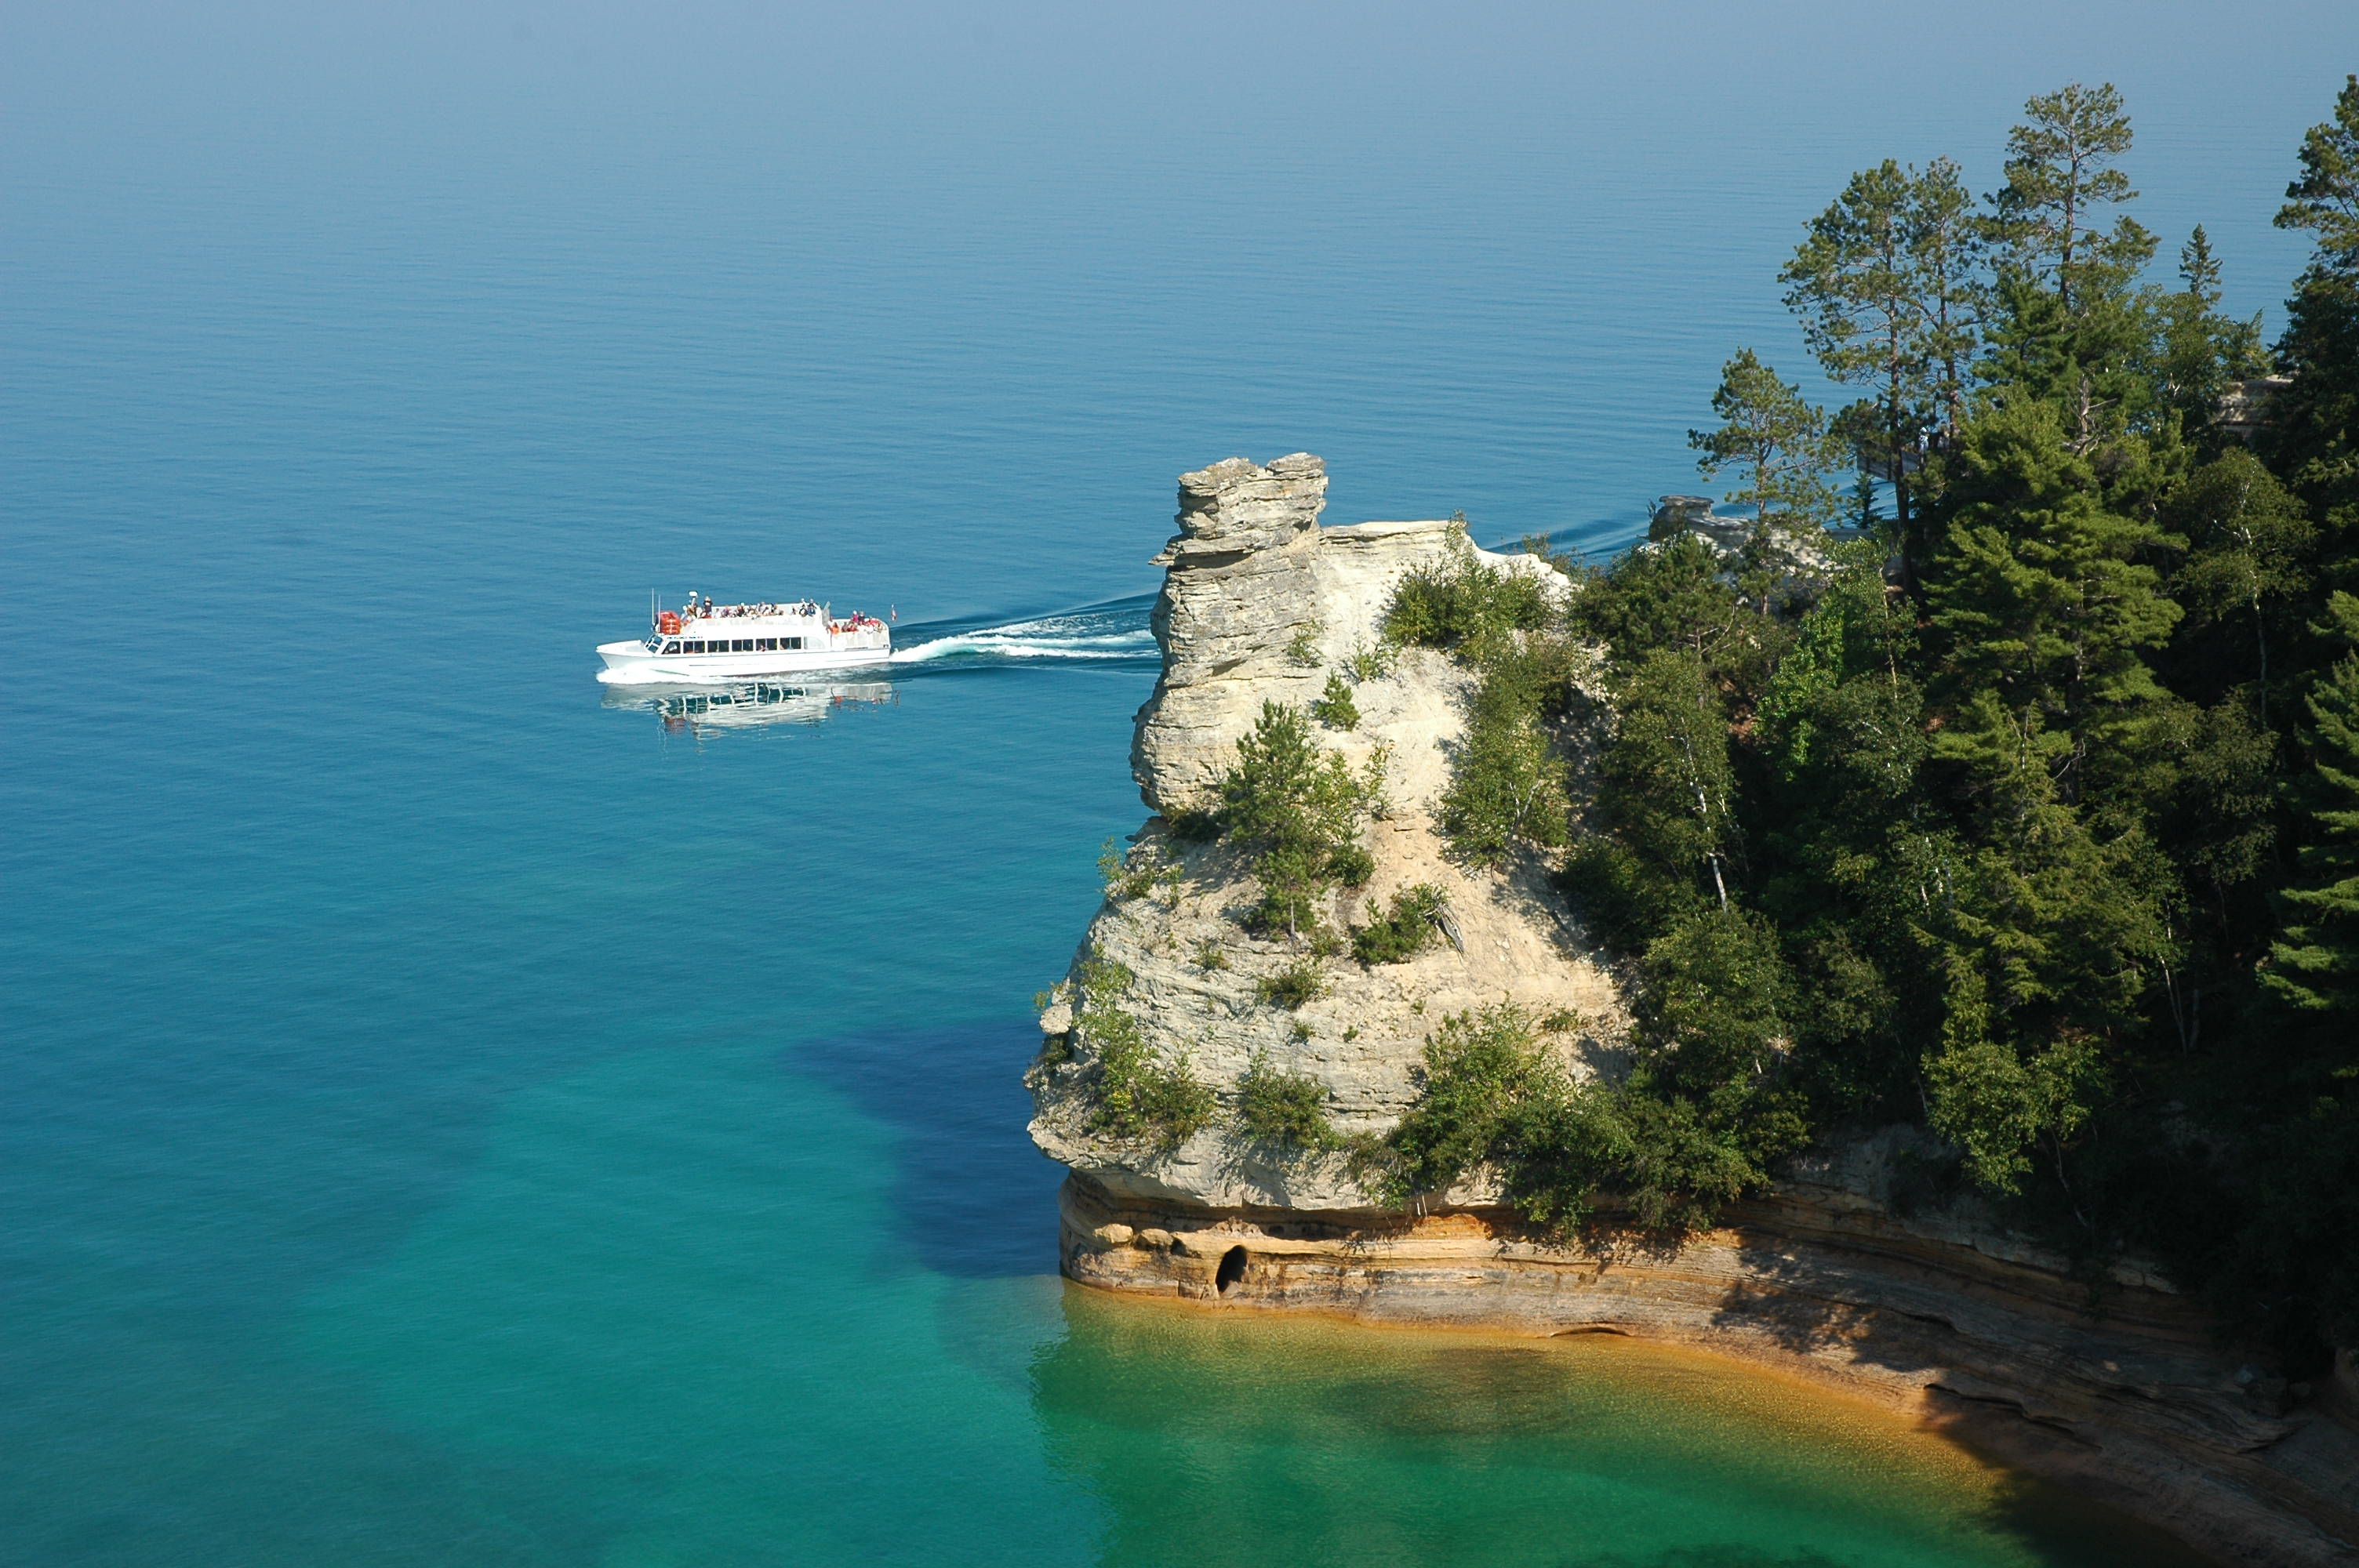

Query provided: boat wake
[886,597,1157,670]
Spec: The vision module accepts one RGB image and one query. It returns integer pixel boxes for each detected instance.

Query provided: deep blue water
[5,4,2354,1563]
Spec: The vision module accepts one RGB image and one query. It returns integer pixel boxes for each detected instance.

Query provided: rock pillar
[1130,454,1329,814]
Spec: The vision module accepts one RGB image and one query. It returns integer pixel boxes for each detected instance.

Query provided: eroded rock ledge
[1027,455,2359,1567]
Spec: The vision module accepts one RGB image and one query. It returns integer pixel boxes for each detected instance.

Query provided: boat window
[757,637,776,651]
[784,637,802,650]
[687,641,705,653]
[732,638,751,652]
[663,641,681,654]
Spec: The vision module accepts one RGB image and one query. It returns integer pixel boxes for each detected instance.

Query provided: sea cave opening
[1216,1245,1249,1294]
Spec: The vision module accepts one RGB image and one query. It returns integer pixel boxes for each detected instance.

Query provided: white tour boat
[596,593,892,680]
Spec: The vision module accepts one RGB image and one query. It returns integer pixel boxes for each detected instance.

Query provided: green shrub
[1383,525,1557,651]
[1346,641,1397,682]
[1351,884,1448,964]
[1194,939,1229,971]
[1219,702,1381,942]
[1234,1051,1342,1149]
[1559,837,1692,953]
[1436,633,1574,867]
[1361,1001,1772,1240]
[1311,672,1361,730]
[1371,1004,1554,1202]
[1507,1072,1761,1237]
[1165,807,1223,841]
[1098,837,1175,901]
[1073,944,1134,1001]
[1081,1005,1216,1149]
[1325,842,1376,887]
[1286,619,1325,666]
[1256,958,1327,1011]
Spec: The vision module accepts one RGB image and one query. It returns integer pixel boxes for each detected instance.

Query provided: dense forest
[1066,77,2359,1378]
[1362,78,2359,1375]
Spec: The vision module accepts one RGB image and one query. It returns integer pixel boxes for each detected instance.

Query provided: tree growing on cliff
[1312,672,1361,730]
[1219,701,1378,941]
[1383,524,1557,652]
[1369,1002,1774,1239]
[1233,1051,1343,1151]
[1687,349,1844,551]
[2266,74,2359,535]
[1980,83,2160,452]
[1779,158,1986,554]
[2266,637,2359,1014]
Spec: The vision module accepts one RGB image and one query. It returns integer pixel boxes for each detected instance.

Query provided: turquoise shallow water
[5,4,2354,1563]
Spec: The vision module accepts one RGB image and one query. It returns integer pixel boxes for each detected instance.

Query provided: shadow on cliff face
[787,1022,1063,1278]
[1706,1228,1952,1374]
[1702,1229,2220,1564]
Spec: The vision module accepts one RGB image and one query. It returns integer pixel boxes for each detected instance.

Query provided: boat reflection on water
[601,678,898,736]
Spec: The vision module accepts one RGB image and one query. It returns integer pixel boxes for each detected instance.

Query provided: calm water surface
[5,4,2351,1563]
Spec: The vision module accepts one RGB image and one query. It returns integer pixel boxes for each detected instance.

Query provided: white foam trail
[889,628,1154,664]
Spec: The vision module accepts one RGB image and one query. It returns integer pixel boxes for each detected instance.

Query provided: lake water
[5,4,2351,1563]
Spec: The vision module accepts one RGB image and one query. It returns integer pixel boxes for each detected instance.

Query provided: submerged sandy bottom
[1038,1285,2211,1567]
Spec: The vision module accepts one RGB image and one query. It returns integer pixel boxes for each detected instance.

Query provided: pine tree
[1923,397,2182,807]
[1988,82,2154,314]
[2265,648,2359,1012]
[2266,74,2359,536]
[1780,158,1987,564]
[1687,350,1842,560]
[2277,74,2359,263]
[1984,83,2161,451]
[1914,158,1989,448]
[2153,227,2269,443]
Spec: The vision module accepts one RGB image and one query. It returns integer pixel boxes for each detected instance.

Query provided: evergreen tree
[2265,646,2359,1013]
[1914,158,1989,448]
[2266,74,2359,538]
[1687,349,1843,553]
[1923,397,2182,808]
[2152,227,2269,445]
[1781,158,1988,564]
[2277,74,2359,262]
[1984,83,2161,450]
[1219,701,1376,939]
[1987,82,2154,314]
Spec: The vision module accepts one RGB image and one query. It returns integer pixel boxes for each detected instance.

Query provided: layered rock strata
[1034,453,1609,1211]
[1027,455,2359,1567]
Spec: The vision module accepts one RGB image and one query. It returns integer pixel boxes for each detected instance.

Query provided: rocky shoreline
[1027,455,2359,1566]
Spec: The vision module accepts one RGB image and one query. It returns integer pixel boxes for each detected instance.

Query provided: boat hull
[596,640,892,681]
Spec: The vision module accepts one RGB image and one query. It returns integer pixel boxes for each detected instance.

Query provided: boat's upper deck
[657,599,888,640]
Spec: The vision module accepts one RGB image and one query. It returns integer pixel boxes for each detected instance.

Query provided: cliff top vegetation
[1379,76,2359,1376]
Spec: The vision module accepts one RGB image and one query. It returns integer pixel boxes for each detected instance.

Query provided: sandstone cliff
[1031,453,1611,1211]
[1026,455,2359,1567]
